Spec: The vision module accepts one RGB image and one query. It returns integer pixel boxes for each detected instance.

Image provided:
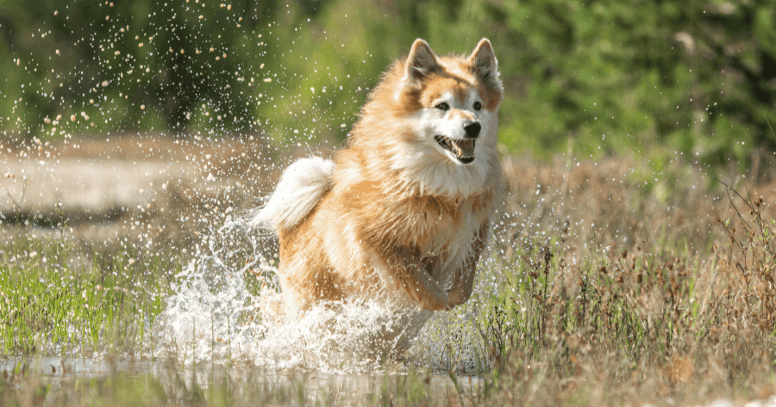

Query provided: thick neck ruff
[386,141,497,199]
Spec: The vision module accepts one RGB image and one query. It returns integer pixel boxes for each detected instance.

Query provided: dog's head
[397,38,503,166]
[350,39,503,197]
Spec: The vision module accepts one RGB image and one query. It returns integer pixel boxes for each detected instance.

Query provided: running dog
[252,38,504,324]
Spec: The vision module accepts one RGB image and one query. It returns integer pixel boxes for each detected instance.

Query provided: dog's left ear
[469,38,501,87]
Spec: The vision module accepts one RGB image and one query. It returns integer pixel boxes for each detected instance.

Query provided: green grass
[0,237,178,357]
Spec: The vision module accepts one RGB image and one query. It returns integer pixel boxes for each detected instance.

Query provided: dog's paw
[446,285,471,309]
[418,288,448,311]
[420,298,448,311]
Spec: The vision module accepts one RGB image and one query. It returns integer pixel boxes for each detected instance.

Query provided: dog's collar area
[434,135,475,164]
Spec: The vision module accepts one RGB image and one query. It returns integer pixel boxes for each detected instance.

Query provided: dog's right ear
[403,39,440,86]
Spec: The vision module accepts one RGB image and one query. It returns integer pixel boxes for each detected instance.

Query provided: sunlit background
[2,0,774,164]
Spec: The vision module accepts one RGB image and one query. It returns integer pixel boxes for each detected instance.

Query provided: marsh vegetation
[2,0,776,405]
[2,143,776,405]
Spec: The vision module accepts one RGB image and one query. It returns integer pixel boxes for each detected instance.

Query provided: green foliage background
[1,0,775,163]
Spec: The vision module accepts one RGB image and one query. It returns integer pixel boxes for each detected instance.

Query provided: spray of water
[156,212,493,374]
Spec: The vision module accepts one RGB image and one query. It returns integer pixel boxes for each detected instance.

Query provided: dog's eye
[436,102,449,111]
[473,101,482,111]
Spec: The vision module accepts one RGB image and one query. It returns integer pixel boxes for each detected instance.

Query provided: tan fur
[260,39,504,318]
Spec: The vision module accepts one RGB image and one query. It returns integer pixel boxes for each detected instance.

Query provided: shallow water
[0,356,152,379]
[0,355,472,406]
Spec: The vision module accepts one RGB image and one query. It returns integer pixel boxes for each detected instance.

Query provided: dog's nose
[464,122,481,139]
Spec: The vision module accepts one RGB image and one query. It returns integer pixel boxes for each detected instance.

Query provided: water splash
[158,216,268,362]
[156,212,493,374]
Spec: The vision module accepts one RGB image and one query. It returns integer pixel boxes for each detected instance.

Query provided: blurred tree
[0,0,774,166]
[485,0,776,162]
[0,0,283,135]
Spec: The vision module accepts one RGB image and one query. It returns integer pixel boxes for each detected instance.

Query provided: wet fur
[253,39,504,323]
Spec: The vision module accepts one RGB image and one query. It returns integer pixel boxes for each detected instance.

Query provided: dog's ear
[403,39,440,85]
[469,38,501,87]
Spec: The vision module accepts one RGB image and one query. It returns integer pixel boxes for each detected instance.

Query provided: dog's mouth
[434,135,475,164]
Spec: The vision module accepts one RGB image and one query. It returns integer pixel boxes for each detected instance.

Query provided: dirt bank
[0,135,280,251]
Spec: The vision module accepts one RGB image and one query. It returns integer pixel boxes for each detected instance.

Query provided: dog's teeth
[436,135,475,161]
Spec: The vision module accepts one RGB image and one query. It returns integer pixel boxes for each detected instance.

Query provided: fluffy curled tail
[250,156,334,232]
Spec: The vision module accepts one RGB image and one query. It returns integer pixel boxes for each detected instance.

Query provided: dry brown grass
[457,153,776,406]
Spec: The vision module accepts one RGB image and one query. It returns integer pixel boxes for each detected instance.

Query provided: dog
[251,38,503,347]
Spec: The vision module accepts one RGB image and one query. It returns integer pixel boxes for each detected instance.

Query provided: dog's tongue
[451,139,475,158]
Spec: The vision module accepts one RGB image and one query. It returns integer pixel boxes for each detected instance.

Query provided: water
[0,354,472,406]
[0,356,152,379]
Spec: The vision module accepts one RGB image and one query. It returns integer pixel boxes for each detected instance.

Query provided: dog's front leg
[446,261,476,308]
[447,222,488,308]
[386,247,449,311]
